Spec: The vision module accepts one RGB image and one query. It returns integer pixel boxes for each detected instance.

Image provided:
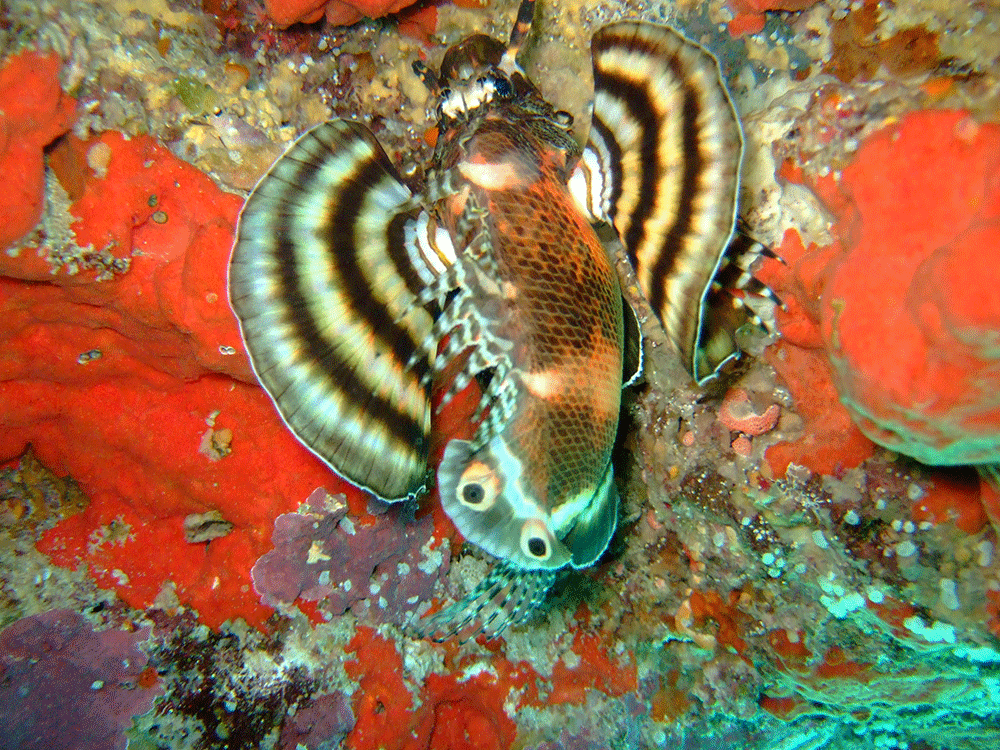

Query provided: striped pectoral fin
[229,119,448,501]
[572,21,744,384]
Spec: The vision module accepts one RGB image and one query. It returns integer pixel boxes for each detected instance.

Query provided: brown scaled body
[441,116,624,515]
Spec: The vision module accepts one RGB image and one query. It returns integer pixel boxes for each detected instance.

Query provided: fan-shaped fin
[230,120,448,501]
[569,22,745,384]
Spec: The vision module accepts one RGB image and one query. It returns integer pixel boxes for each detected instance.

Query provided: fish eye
[457,460,499,510]
[520,520,552,561]
[492,74,513,98]
[462,483,485,504]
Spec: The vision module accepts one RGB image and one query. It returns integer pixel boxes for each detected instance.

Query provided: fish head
[438,428,619,572]
[437,435,573,571]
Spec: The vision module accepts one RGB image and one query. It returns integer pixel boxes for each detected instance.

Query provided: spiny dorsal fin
[503,0,535,71]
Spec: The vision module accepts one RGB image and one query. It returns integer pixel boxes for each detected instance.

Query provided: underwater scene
[1,0,999,748]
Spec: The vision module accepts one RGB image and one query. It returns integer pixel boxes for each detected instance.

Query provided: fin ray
[415,561,556,643]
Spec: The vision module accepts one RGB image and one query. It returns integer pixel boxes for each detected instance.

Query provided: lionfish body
[230,0,758,638]
[426,36,633,633]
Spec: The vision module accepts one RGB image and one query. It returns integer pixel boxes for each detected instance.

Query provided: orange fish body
[433,111,626,582]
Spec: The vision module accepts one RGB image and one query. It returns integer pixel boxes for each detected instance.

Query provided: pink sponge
[0,609,162,750]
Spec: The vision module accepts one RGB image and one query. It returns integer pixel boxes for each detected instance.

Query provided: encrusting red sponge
[811,111,1000,468]
[0,51,77,253]
[764,110,1000,485]
[263,0,419,28]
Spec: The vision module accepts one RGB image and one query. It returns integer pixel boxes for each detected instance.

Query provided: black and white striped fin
[568,22,744,384]
[229,120,455,501]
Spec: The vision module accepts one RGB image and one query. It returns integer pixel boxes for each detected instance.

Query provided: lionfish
[229,0,763,639]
